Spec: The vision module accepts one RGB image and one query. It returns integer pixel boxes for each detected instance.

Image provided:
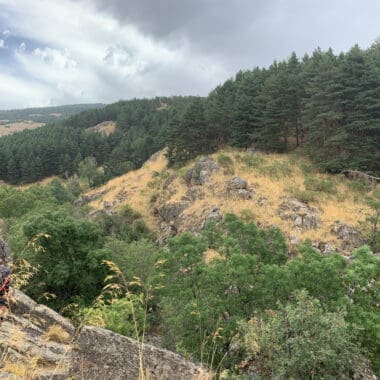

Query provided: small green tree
[241,290,365,379]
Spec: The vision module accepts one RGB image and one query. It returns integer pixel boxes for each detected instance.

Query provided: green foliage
[287,186,317,203]
[17,209,108,310]
[80,296,146,337]
[154,218,379,374]
[217,154,235,175]
[96,205,155,242]
[304,176,336,194]
[241,290,364,379]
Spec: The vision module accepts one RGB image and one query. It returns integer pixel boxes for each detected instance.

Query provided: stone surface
[227,177,248,190]
[70,326,207,380]
[278,198,319,230]
[226,177,253,200]
[1,289,207,380]
[156,202,189,223]
[0,237,12,263]
[200,206,223,229]
[331,221,366,251]
[185,157,219,186]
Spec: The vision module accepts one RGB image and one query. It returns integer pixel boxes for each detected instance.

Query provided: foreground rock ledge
[1,289,207,380]
[71,326,208,380]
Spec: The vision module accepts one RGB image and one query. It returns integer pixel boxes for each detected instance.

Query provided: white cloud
[18,42,26,52]
[0,39,4,48]
[2,29,10,36]
[0,0,228,108]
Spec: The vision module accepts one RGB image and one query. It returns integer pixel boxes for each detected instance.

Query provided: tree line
[168,42,380,174]
[0,42,379,184]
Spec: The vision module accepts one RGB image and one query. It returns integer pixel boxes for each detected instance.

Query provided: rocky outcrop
[331,221,366,251]
[185,157,219,186]
[226,177,253,200]
[1,289,207,380]
[278,198,319,230]
[200,206,223,229]
[0,237,12,262]
[71,326,207,380]
[156,202,189,223]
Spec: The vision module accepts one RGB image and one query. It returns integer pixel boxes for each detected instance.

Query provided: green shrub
[304,176,336,194]
[217,154,235,175]
[288,186,317,203]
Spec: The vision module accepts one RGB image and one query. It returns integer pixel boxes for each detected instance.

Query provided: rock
[2,289,207,379]
[200,206,223,229]
[0,237,12,263]
[185,187,204,202]
[256,196,268,206]
[185,157,219,186]
[74,191,107,207]
[157,202,189,223]
[318,242,336,254]
[330,221,366,250]
[236,189,253,200]
[70,326,207,380]
[163,174,177,190]
[226,177,253,200]
[278,198,319,230]
[227,177,248,190]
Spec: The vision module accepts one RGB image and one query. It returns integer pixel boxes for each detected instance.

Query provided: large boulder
[278,198,319,230]
[0,237,12,263]
[185,157,219,186]
[156,202,189,223]
[226,177,253,200]
[2,289,207,379]
[70,326,207,380]
[331,221,366,251]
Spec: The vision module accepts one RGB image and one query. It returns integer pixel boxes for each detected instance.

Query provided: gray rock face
[278,198,319,230]
[70,326,207,380]
[185,157,219,186]
[1,289,206,379]
[163,174,177,190]
[0,237,12,263]
[185,187,205,202]
[200,206,223,229]
[227,177,248,190]
[226,177,253,200]
[331,221,366,250]
[157,202,189,223]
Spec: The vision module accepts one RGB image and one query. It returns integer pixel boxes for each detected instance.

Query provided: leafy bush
[288,186,318,203]
[304,176,336,194]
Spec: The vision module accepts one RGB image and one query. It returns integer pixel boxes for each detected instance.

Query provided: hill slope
[84,148,375,255]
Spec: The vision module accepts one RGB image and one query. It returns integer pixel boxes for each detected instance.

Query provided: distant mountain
[0,103,105,123]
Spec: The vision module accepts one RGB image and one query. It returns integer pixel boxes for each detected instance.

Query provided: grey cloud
[89,0,380,72]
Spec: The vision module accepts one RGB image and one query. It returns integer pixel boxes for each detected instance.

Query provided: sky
[0,0,379,110]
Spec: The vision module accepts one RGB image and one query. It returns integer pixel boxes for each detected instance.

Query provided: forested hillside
[167,42,380,174]
[0,103,105,123]
[0,97,193,184]
[0,42,379,186]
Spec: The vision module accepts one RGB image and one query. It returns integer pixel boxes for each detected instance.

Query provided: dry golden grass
[87,149,169,229]
[42,324,71,344]
[0,121,44,137]
[2,357,39,378]
[204,249,223,264]
[85,148,373,249]
[87,121,116,136]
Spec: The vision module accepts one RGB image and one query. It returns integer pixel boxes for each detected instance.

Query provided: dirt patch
[0,121,45,137]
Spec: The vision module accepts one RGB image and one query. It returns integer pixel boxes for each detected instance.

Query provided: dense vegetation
[168,42,380,174]
[0,97,192,184]
[0,103,104,123]
[0,41,379,377]
[0,180,378,377]
[0,42,379,185]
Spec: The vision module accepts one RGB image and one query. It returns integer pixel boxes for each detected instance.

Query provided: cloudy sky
[0,0,379,109]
